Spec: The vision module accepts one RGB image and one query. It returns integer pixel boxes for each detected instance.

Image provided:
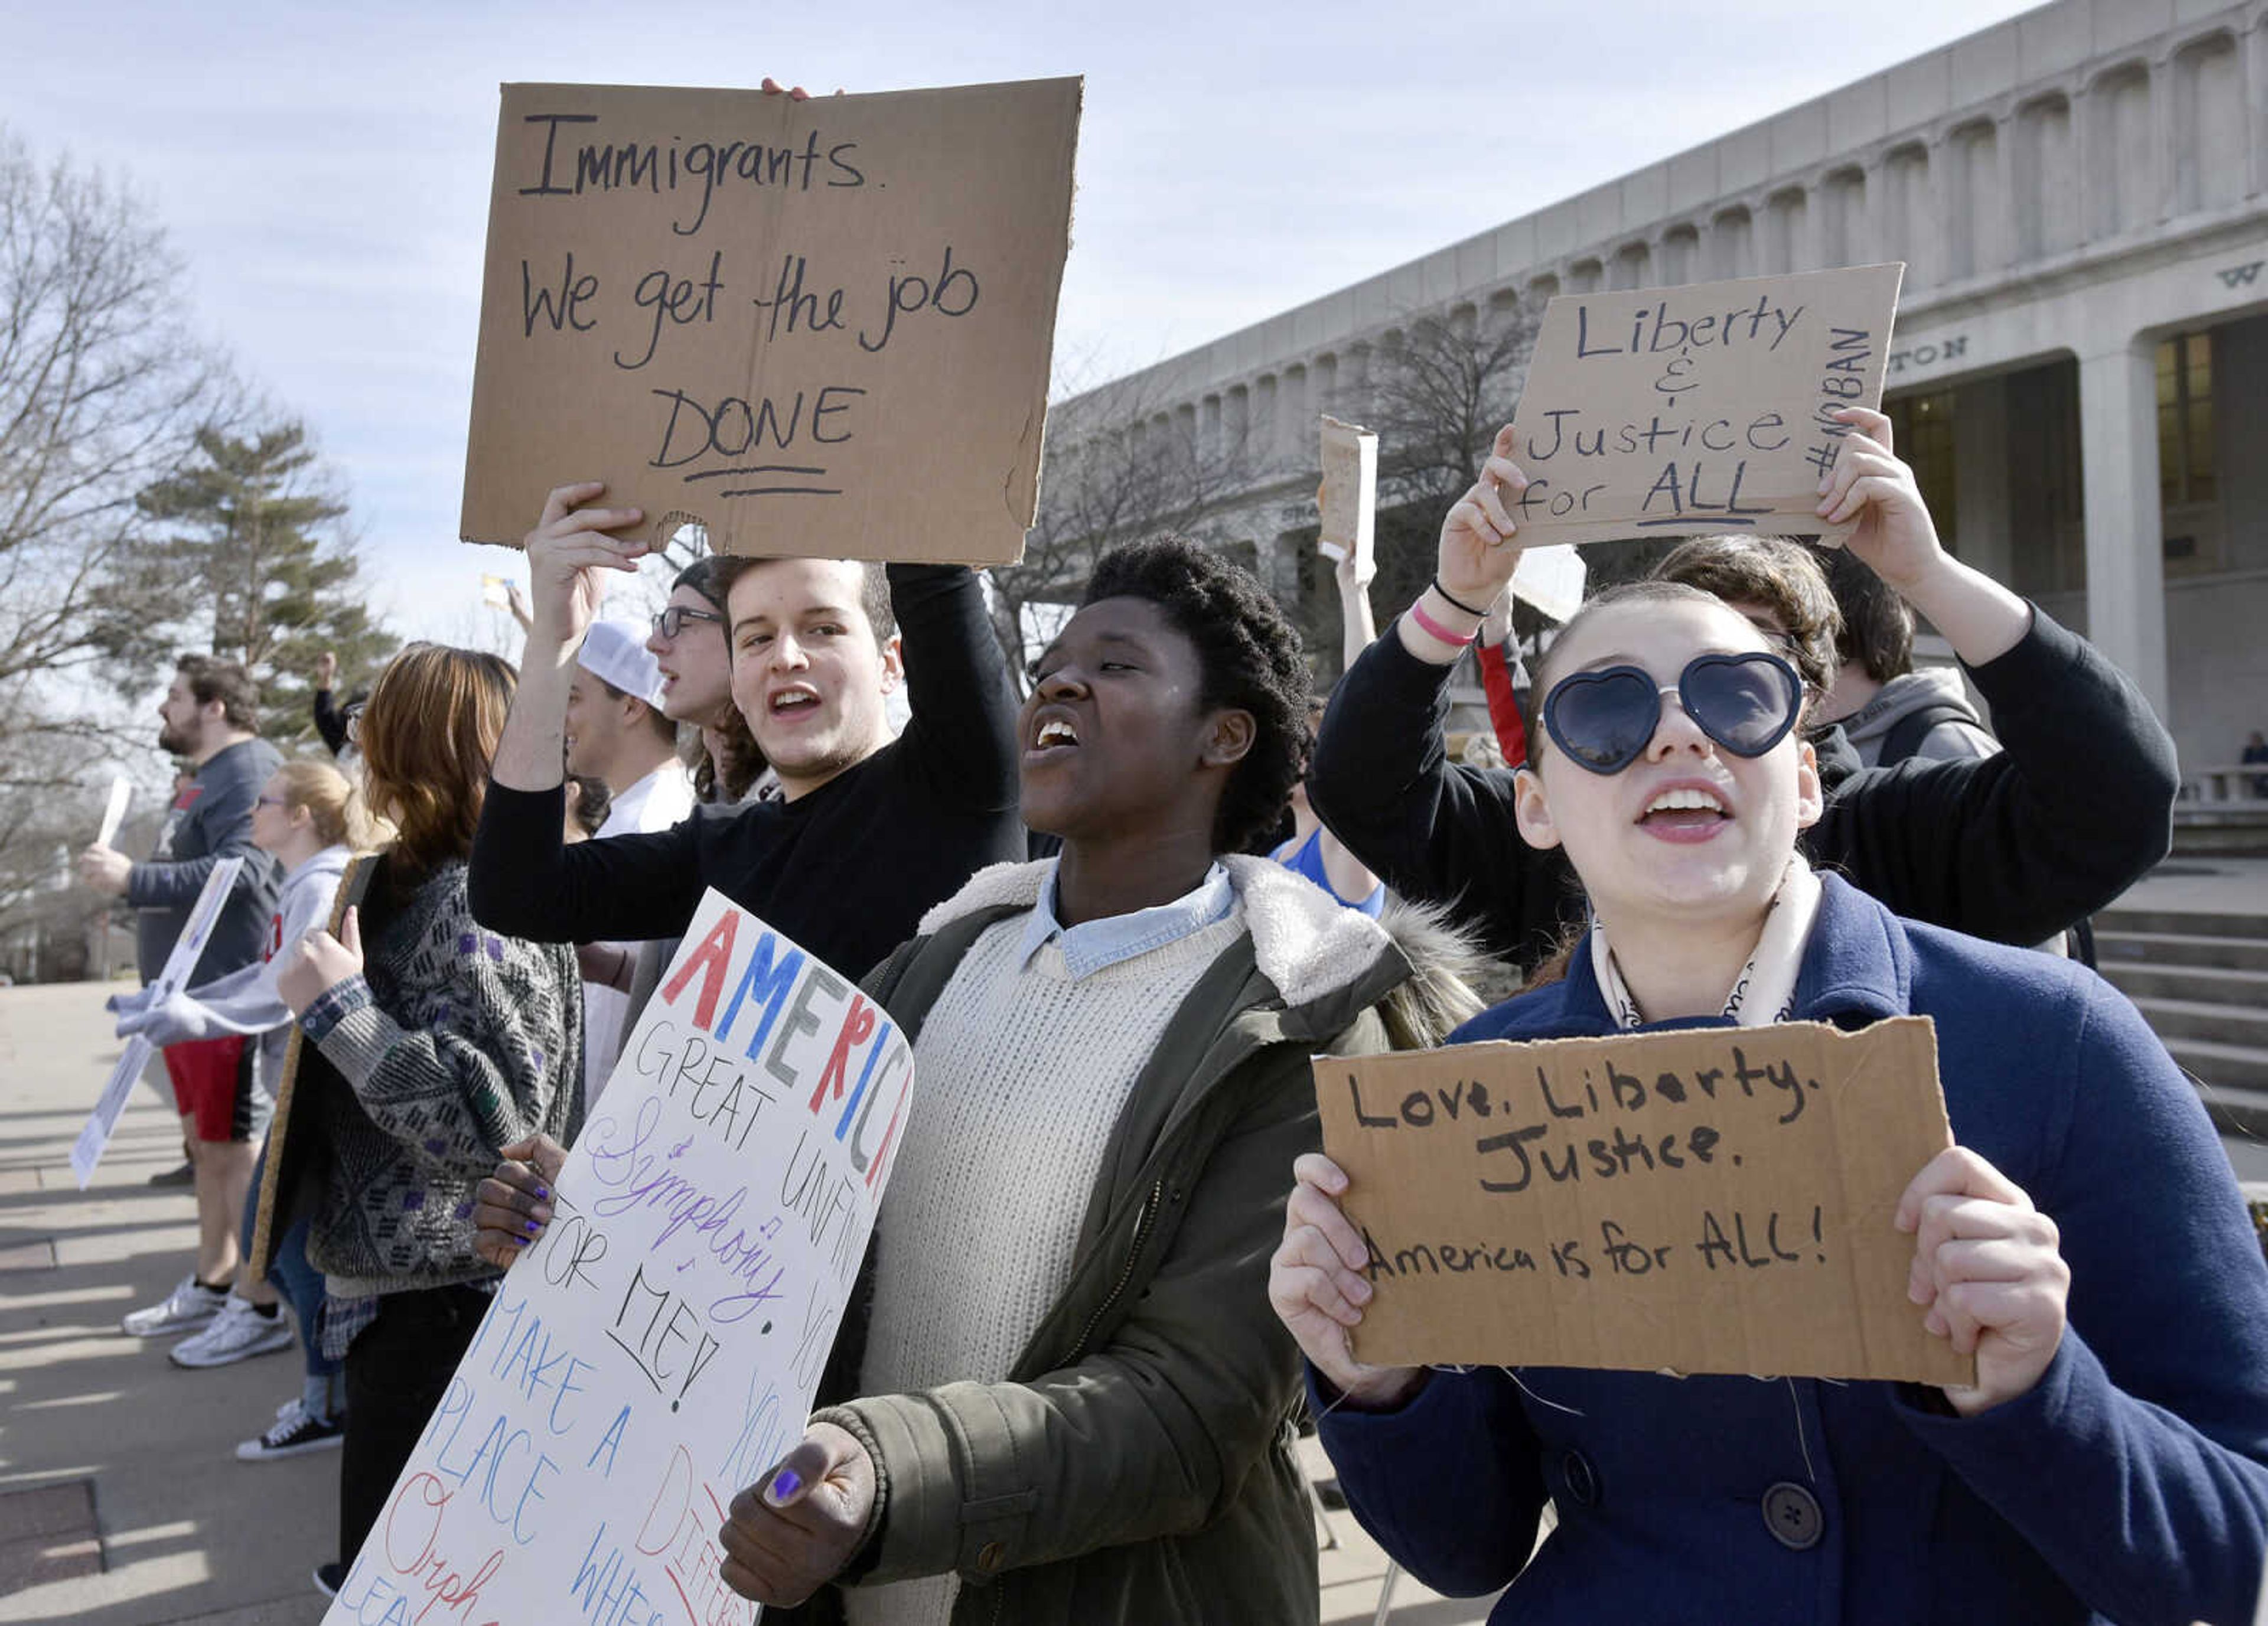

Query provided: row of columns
[1143,12,2264,490]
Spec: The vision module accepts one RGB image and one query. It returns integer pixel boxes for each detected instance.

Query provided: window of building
[2158,329,2224,572]
[2006,360,2086,597]
[1886,389,1958,552]
[2158,331,2217,508]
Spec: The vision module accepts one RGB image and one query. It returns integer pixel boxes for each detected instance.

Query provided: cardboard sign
[71,856,245,1187]
[321,891,914,1626]
[1317,415,1377,568]
[248,853,380,1277]
[1314,1016,1971,1386]
[460,78,1083,567]
[1503,264,1904,546]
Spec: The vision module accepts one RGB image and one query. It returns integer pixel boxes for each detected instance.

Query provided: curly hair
[1081,536,1312,855]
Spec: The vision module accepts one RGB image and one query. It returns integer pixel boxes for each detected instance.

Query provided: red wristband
[1407,602,1478,648]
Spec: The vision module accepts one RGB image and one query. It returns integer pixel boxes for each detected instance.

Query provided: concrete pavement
[0,982,333,1625]
[0,980,1492,1625]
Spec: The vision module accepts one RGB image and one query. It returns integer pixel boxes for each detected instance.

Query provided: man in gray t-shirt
[79,654,281,1340]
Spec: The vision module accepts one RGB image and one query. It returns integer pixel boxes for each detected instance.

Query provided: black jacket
[468,564,1024,984]
[1309,605,2178,973]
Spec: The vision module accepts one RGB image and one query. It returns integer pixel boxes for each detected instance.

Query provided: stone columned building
[1054,0,2268,776]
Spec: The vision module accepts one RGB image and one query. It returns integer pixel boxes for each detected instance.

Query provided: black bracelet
[1430,577,1491,620]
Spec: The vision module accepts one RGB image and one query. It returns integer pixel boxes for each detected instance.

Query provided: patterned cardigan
[299,858,582,1295]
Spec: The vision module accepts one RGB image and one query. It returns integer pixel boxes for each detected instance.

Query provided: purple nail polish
[769,1468,801,1503]
[535,1186,549,1200]
[524,1221,540,1236]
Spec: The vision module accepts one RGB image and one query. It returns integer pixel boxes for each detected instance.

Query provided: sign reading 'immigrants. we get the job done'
[460,77,1082,567]
[321,891,914,1626]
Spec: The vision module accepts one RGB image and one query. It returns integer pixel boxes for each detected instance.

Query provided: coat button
[1560,1450,1599,1508]
[976,1541,1006,1572]
[1761,1481,1823,1550]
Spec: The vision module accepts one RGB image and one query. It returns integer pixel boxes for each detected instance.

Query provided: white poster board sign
[321,890,915,1625]
[72,856,246,1187]
[96,775,132,849]
[1510,543,1586,623]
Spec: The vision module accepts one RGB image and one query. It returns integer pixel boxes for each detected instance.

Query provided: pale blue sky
[8,0,2042,640]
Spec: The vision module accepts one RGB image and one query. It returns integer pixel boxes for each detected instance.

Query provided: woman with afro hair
[479,535,1488,1625]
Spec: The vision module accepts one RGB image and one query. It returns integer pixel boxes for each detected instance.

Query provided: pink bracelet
[1407,601,1478,647]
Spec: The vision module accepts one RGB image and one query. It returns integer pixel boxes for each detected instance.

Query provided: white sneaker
[237,1397,345,1461]
[121,1275,227,1337]
[169,1295,294,1368]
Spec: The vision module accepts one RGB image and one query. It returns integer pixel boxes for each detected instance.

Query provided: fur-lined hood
[918,854,1493,1049]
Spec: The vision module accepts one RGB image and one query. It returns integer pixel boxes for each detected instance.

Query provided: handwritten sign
[1503,264,1903,546]
[1314,1016,1970,1386]
[1317,415,1377,568]
[321,891,914,1626]
[460,78,1083,567]
[71,856,245,1187]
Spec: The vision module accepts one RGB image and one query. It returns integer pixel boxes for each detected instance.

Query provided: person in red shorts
[81,655,282,1337]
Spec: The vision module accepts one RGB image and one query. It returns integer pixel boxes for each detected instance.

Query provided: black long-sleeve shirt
[312,688,350,756]
[1311,605,2178,973]
[470,563,1024,982]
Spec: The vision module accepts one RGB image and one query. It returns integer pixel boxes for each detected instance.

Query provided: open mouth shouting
[1027,709,1081,763]
[1638,781,1731,842]
[767,684,824,725]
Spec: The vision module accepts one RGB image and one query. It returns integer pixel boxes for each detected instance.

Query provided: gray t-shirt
[130,737,282,985]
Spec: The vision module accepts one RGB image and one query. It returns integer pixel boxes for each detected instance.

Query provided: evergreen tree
[132,421,393,744]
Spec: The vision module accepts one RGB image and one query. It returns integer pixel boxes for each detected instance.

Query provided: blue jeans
[238,1142,339,1381]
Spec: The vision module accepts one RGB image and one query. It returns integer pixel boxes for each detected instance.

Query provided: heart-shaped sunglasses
[1540,651,1804,774]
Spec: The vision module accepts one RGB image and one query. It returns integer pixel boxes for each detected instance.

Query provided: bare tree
[993,360,1255,693]
[1348,304,1540,620]
[0,126,234,778]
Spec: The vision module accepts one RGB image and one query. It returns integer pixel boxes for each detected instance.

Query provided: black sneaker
[148,1160,194,1187]
[237,1398,344,1461]
[313,1562,346,1598]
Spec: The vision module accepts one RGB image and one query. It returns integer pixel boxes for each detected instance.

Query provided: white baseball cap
[577,618,666,710]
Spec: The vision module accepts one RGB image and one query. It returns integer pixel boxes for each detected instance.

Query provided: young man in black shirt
[1311,409,2179,973]
[470,481,1022,984]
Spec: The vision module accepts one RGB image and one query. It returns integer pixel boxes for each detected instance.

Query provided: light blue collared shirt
[1016,860,1236,980]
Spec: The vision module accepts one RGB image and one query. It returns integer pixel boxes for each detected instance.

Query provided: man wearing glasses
[645,559,781,806]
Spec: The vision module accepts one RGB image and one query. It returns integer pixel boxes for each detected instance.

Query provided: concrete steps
[2094,928,2268,973]
[2096,905,2268,1136]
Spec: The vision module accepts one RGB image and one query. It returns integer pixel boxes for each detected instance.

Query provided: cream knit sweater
[849,904,1247,1626]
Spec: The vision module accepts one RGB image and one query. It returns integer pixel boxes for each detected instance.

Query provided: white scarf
[1590,855,1823,1030]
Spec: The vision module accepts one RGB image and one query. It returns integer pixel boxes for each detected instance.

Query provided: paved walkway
[0,980,1491,1625]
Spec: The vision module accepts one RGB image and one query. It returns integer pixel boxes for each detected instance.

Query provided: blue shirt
[1016,861,1236,980]
[1274,827,1385,916]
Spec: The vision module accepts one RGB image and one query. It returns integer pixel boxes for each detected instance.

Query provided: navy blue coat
[1317,874,2268,1625]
